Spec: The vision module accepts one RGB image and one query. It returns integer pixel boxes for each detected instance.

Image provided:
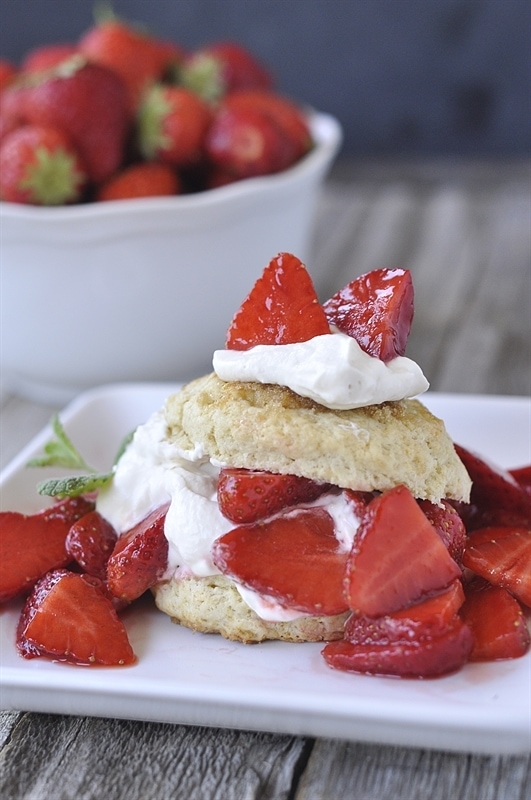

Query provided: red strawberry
[344,490,378,519]
[323,268,414,361]
[329,580,469,680]
[205,105,295,178]
[418,499,467,562]
[224,89,312,161]
[462,526,531,607]
[107,505,169,602]
[460,578,530,661]
[454,444,531,530]
[217,467,329,524]
[79,19,178,111]
[0,59,17,93]
[137,85,212,167]
[21,44,79,74]
[65,510,118,580]
[345,486,462,618]
[0,124,86,204]
[226,252,330,350]
[212,506,351,615]
[0,497,95,602]
[17,569,136,666]
[97,161,179,201]
[181,41,272,102]
[17,55,130,184]
[322,617,473,679]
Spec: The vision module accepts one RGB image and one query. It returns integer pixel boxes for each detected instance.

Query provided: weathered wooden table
[1,159,530,799]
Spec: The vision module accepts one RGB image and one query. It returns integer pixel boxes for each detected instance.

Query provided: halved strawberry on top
[323,267,414,362]
[225,252,330,350]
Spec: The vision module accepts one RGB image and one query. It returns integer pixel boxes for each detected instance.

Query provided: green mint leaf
[26,415,95,472]
[36,472,114,498]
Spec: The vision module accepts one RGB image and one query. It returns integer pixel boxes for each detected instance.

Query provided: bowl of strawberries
[0,16,342,403]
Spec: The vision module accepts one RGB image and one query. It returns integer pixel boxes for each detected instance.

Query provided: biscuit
[165,373,471,503]
[153,575,348,643]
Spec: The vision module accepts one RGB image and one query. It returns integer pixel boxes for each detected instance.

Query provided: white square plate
[1,386,530,754]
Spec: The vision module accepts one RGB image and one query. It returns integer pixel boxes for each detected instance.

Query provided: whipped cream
[213,332,428,410]
[97,414,361,620]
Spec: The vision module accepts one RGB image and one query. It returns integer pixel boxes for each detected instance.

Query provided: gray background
[1,0,529,157]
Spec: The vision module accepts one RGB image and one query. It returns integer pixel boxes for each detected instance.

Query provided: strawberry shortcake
[96,253,474,670]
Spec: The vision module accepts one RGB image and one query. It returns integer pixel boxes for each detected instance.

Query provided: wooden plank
[295,740,531,800]
[0,713,309,800]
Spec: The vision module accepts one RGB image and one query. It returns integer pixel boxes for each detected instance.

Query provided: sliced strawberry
[460,578,530,661]
[106,505,169,602]
[322,618,473,679]
[17,569,136,666]
[418,499,467,563]
[345,486,462,618]
[212,506,351,615]
[66,510,118,580]
[454,444,531,530]
[322,268,414,362]
[0,497,95,603]
[225,252,330,350]
[462,527,531,607]
[217,467,328,524]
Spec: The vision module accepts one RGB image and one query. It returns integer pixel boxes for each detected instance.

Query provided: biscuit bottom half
[153,575,349,644]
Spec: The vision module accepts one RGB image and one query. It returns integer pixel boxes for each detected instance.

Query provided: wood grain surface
[1,159,530,800]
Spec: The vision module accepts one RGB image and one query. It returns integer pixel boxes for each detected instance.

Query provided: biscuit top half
[164,373,471,504]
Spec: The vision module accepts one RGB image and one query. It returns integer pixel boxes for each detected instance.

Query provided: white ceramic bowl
[0,112,341,404]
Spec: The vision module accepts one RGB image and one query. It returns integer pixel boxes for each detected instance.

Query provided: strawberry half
[462,526,531,607]
[322,618,473,679]
[0,497,95,603]
[454,444,531,530]
[225,252,330,350]
[345,486,462,618]
[217,467,328,524]
[212,506,351,616]
[17,569,136,666]
[324,580,472,678]
[460,578,530,661]
[323,267,414,361]
[106,505,169,602]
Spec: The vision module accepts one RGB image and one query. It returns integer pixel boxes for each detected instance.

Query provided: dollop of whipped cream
[213,332,429,410]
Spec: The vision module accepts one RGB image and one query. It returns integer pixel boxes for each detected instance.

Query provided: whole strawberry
[21,44,79,74]
[79,17,183,111]
[14,55,130,184]
[205,105,296,178]
[0,124,86,205]
[97,161,179,201]
[181,41,272,102]
[137,85,212,167]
